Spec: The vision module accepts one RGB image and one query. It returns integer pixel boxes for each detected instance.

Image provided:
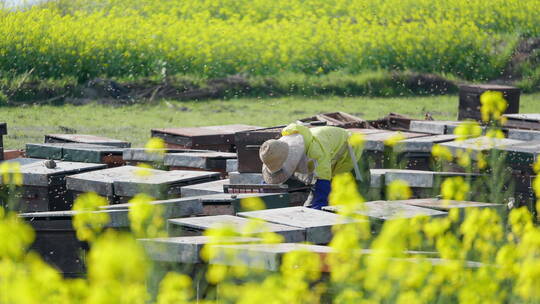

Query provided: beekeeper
[259,123,369,209]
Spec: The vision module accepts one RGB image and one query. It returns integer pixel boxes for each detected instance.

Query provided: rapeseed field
[1,0,539,81]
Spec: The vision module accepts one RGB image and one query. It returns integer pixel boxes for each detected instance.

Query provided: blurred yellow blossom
[135,163,154,177]
[454,121,482,141]
[145,137,166,153]
[0,162,23,186]
[387,180,412,200]
[128,193,164,238]
[72,192,110,242]
[348,133,364,147]
[486,129,505,139]
[480,91,507,122]
[156,273,193,304]
[432,144,453,161]
[384,132,406,147]
[441,177,470,201]
[240,197,266,211]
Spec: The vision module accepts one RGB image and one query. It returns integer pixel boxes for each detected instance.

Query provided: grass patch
[2,93,540,149]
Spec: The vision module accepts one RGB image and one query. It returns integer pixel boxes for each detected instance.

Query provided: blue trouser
[311,179,331,210]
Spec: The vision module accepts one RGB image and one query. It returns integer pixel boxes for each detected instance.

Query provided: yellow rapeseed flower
[348,133,364,148]
[72,192,110,242]
[145,137,166,154]
[387,180,412,200]
[441,177,470,201]
[240,197,266,211]
[384,132,406,147]
[454,121,482,141]
[432,144,453,161]
[480,91,507,122]
[135,163,153,177]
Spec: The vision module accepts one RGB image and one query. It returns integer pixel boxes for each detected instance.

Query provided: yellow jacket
[282,123,363,180]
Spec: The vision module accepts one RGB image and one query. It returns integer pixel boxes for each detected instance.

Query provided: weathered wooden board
[104,192,290,216]
[210,244,481,272]
[398,198,506,213]
[409,121,462,135]
[102,196,204,218]
[19,208,131,276]
[139,236,260,263]
[1,157,44,166]
[26,143,125,164]
[503,113,540,130]
[507,129,540,141]
[226,159,238,173]
[151,124,260,152]
[361,131,430,151]
[324,201,447,221]
[441,136,524,160]
[45,134,130,148]
[209,243,332,271]
[229,172,264,184]
[66,165,142,196]
[369,169,480,188]
[66,166,219,199]
[122,148,208,163]
[495,141,540,170]
[237,206,362,244]
[2,160,107,187]
[393,134,459,153]
[200,193,291,215]
[21,209,130,228]
[181,179,228,197]
[459,84,520,121]
[113,170,220,198]
[164,151,237,170]
[168,215,306,242]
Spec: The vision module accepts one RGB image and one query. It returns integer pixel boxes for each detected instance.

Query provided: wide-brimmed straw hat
[260,134,305,184]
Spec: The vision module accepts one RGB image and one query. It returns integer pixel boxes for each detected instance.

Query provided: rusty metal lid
[152,124,261,137]
[459,84,521,92]
[45,134,131,148]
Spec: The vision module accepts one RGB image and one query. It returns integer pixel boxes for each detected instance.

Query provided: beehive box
[102,195,204,218]
[66,166,220,204]
[122,148,202,165]
[198,193,291,216]
[237,206,364,244]
[235,126,283,173]
[26,143,125,167]
[368,169,481,199]
[440,136,524,172]
[392,134,459,170]
[102,191,290,217]
[167,215,306,242]
[45,134,130,148]
[20,209,130,277]
[506,128,540,141]
[139,236,260,264]
[1,159,107,212]
[409,120,463,135]
[229,172,264,184]
[458,84,520,121]
[180,179,229,197]
[164,151,236,177]
[351,129,430,169]
[0,123,7,161]
[324,200,447,234]
[398,198,507,221]
[494,141,540,174]
[151,124,260,152]
[209,243,333,271]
